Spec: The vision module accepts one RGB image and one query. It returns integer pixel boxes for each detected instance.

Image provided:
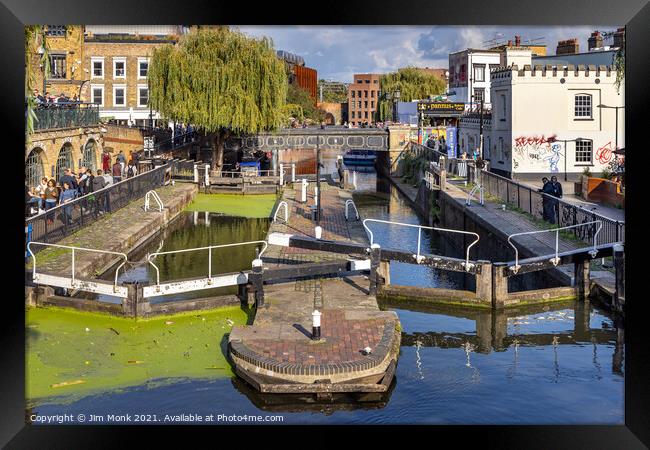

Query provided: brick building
[277,50,318,100]
[348,73,380,127]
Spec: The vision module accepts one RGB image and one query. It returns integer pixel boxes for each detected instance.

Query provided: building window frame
[49,53,67,79]
[91,57,104,79]
[473,88,485,103]
[113,84,126,107]
[500,94,506,121]
[574,93,593,120]
[90,84,104,107]
[575,139,594,165]
[138,57,149,79]
[137,85,149,108]
[45,25,67,36]
[473,64,486,82]
[113,57,127,79]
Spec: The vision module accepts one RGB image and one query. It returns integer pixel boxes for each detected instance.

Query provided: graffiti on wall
[595,142,614,165]
[513,134,558,171]
[543,143,562,173]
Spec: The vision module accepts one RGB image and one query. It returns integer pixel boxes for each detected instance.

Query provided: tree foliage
[613,39,625,94]
[148,27,288,169]
[286,83,326,124]
[317,79,347,103]
[378,67,446,121]
[25,25,49,141]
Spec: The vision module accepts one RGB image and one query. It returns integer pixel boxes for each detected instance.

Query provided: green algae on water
[26,305,249,406]
[184,193,277,218]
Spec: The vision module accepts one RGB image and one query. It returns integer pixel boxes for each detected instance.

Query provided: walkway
[228,181,400,389]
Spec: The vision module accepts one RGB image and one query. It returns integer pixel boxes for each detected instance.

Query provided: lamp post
[597,104,625,152]
[316,130,321,225]
[393,88,401,125]
[548,137,585,182]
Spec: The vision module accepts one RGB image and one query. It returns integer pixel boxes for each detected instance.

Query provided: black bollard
[613,244,625,310]
[369,243,381,297]
[251,258,264,308]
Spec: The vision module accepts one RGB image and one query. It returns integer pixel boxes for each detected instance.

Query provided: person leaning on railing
[59,181,77,226]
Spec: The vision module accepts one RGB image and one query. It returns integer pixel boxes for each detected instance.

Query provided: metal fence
[477,168,624,245]
[33,103,100,130]
[25,163,169,251]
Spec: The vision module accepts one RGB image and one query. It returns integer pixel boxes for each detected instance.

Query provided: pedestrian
[102,168,114,186]
[116,150,127,175]
[112,160,122,183]
[34,177,48,210]
[126,160,138,178]
[77,166,88,196]
[59,181,77,225]
[26,185,42,215]
[58,168,78,191]
[102,150,111,173]
[549,175,563,223]
[43,179,59,223]
[540,176,556,223]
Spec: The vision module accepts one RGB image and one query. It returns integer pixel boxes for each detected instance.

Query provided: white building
[461,61,624,181]
[448,49,502,108]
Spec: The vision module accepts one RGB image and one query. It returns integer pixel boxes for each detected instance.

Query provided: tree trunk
[210,129,231,173]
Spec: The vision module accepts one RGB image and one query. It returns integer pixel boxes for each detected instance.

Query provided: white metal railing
[345,199,360,221]
[273,201,289,223]
[144,190,164,212]
[465,183,484,206]
[362,219,480,271]
[146,240,269,287]
[27,241,128,293]
[507,220,603,274]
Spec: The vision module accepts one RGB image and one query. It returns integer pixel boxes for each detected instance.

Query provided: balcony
[32,103,100,131]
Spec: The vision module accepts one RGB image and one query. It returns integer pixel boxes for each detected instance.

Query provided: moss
[26,305,248,406]
[184,193,277,218]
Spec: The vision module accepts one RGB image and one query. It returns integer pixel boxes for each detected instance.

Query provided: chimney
[588,31,603,51]
[556,38,579,55]
[507,40,512,47]
[613,27,625,49]
[515,35,521,46]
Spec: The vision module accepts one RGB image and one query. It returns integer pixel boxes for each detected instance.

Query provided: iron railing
[25,163,170,251]
[476,167,624,245]
[33,103,100,130]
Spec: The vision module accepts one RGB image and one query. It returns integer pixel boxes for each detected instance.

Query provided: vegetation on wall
[148,27,288,171]
[378,67,446,122]
[317,79,348,103]
[25,25,49,141]
[400,151,430,185]
[285,83,327,124]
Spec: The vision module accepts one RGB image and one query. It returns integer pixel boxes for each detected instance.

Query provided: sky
[237,26,620,83]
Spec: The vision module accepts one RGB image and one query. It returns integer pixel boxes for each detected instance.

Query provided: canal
[29,168,624,424]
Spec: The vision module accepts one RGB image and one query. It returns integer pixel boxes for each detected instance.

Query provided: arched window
[56,143,73,182]
[25,148,44,189]
[574,93,593,119]
[82,139,97,171]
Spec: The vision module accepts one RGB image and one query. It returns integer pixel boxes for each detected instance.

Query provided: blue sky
[237,26,620,83]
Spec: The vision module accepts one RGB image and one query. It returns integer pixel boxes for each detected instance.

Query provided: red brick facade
[348,73,380,126]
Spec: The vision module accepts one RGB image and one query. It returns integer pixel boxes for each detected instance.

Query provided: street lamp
[548,137,585,182]
[597,104,625,152]
[393,88,401,125]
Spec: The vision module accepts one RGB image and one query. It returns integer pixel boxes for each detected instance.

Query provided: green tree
[378,67,446,121]
[286,83,326,123]
[317,79,348,103]
[25,25,49,141]
[148,27,288,171]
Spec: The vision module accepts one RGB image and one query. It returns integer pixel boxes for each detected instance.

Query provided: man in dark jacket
[92,170,107,214]
[541,177,557,223]
[59,168,78,190]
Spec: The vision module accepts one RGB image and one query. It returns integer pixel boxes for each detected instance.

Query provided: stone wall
[102,124,145,157]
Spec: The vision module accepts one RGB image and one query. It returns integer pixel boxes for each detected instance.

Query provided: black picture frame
[3,0,648,447]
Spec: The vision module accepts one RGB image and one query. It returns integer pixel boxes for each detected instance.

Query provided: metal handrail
[27,241,127,292]
[362,218,480,270]
[273,201,289,223]
[144,190,164,212]
[345,199,360,221]
[146,240,269,286]
[507,220,603,274]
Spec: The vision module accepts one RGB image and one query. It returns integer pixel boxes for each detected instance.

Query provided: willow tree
[25,25,49,141]
[378,67,446,121]
[148,27,288,171]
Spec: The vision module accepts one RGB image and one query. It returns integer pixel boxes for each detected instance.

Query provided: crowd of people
[32,89,82,108]
[25,149,140,221]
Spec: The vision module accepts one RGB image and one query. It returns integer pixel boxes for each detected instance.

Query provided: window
[138,86,148,107]
[82,140,97,171]
[351,111,355,119]
[574,94,592,118]
[113,85,126,107]
[364,101,368,108]
[351,90,355,98]
[91,85,104,106]
[373,79,378,84]
[113,58,126,78]
[575,140,593,163]
[371,91,375,98]
[357,90,361,98]
[138,58,149,79]
[49,54,66,79]
[56,143,73,181]
[473,64,485,82]
[473,88,485,103]
[358,101,361,108]
[25,148,44,189]
[364,90,368,98]
[91,58,104,78]
[371,101,374,108]
[365,79,370,84]
[364,111,368,119]
[45,25,66,36]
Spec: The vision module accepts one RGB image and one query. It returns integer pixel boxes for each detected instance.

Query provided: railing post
[369,243,381,298]
[204,164,210,186]
[193,164,199,183]
[291,163,296,183]
[301,179,307,203]
[251,258,265,308]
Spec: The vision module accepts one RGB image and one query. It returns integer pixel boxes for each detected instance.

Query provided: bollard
[475,260,492,303]
[301,179,307,203]
[312,309,321,340]
[378,260,391,287]
[491,264,508,309]
[613,244,625,309]
[123,281,139,318]
[251,258,265,308]
[369,243,381,297]
[204,164,210,186]
[279,163,284,186]
[314,186,319,206]
[193,164,199,183]
[315,226,323,239]
[291,163,296,183]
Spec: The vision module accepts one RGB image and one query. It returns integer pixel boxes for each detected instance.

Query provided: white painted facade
[485,63,624,180]
[448,50,502,108]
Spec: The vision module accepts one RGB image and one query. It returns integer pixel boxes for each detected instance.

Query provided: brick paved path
[229,181,400,386]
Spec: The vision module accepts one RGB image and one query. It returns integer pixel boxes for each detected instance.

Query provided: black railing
[33,103,100,130]
[26,163,171,251]
[477,168,625,246]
